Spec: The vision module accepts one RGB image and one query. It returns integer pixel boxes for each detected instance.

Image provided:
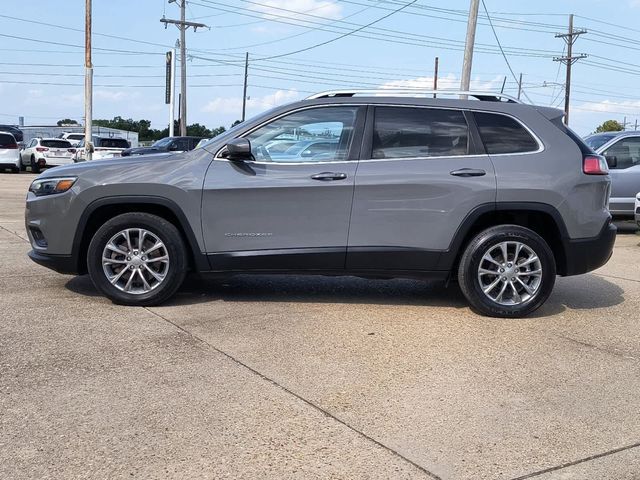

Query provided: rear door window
[474,112,539,154]
[41,140,72,148]
[372,107,469,159]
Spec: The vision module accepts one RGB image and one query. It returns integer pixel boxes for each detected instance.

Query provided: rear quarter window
[474,112,539,154]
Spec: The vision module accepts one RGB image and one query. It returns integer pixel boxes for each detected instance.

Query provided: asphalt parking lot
[1,172,639,480]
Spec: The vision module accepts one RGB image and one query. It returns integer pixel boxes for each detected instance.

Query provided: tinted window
[372,107,469,159]
[99,138,129,148]
[41,140,72,148]
[0,133,15,148]
[474,112,538,154]
[245,106,358,163]
[68,134,84,140]
[603,137,640,169]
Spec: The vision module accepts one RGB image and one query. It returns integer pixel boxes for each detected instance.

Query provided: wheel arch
[72,196,209,274]
[439,202,569,275]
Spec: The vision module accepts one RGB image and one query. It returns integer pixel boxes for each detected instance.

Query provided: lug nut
[511,277,516,281]
[141,256,146,261]
[133,250,138,255]
[499,268,504,273]
[507,263,512,267]
[130,265,134,270]
[126,257,131,261]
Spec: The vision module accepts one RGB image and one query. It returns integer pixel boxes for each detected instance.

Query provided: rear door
[347,105,496,271]
[201,105,364,270]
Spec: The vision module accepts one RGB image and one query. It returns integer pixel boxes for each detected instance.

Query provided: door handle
[311,172,347,181]
[450,168,486,177]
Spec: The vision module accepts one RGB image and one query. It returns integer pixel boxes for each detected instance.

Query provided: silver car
[25,91,615,317]
[585,131,640,218]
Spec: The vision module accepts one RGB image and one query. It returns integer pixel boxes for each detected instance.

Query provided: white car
[0,131,20,173]
[73,136,130,162]
[58,132,85,146]
[635,192,640,228]
[20,137,75,173]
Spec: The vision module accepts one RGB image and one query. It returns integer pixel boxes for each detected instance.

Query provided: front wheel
[30,155,40,174]
[87,213,188,306]
[457,225,556,318]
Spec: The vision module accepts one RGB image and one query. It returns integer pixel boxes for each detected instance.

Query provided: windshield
[584,134,617,151]
[152,137,174,148]
[99,138,129,148]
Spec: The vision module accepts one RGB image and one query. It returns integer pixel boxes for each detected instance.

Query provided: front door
[202,105,364,270]
[347,105,497,271]
[601,136,640,216]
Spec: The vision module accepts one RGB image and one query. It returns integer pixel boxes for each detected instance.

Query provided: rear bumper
[28,250,78,275]
[561,220,617,276]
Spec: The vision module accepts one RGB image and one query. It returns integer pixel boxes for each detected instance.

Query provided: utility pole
[635,119,638,131]
[241,52,249,122]
[161,2,207,136]
[167,48,176,137]
[460,0,480,94]
[517,73,523,100]
[84,0,93,161]
[554,14,587,125]
[433,56,439,98]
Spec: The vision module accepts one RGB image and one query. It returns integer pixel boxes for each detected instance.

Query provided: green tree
[231,119,243,127]
[595,120,624,133]
[57,118,78,126]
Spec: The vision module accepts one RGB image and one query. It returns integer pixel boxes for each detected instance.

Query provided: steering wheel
[257,145,272,162]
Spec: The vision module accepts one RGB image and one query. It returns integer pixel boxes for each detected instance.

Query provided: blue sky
[1,0,639,135]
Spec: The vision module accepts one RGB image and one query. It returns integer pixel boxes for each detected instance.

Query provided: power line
[481,0,533,103]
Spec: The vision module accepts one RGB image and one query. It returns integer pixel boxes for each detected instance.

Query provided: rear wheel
[457,225,556,318]
[30,155,40,174]
[87,212,188,306]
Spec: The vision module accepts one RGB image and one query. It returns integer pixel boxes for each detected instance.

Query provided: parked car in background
[74,136,130,162]
[58,132,85,146]
[120,136,203,157]
[20,138,74,173]
[0,125,24,145]
[585,131,640,218]
[25,90,615,317]
[195,138,211,149]
[0,131,20,173]
[635,192,640,227]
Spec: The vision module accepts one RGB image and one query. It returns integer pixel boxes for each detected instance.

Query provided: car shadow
[65,271,625,316]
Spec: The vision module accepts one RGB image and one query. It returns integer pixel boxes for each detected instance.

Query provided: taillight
[583,155,609,175]
[36,147,49,152]
[68,148,76,153]
[3,143,18,149]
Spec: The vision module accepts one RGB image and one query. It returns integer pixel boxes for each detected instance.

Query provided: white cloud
[378,73,505,94]
[250,0,342,21]
[575,99,640,114]
[94,89,140,102]
[201,89,301,116]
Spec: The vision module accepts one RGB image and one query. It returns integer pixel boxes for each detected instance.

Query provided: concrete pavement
[1,172,639,479]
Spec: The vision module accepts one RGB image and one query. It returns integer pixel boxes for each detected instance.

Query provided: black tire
[457,225,556,318]
[30,155,40,174]
[87,212,188,306]
[12,165,20,173]
[19,156,26,171]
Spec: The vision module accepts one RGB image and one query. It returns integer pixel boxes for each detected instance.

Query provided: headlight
[29,177,77,197]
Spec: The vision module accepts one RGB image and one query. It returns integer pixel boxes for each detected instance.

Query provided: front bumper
[561,220,617,276]
[28,250,78,274]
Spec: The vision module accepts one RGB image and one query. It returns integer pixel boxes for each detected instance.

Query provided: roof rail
[306,89,522,103]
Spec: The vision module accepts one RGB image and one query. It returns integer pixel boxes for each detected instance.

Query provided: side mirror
[223,138,253,161]
[605,155,617,168]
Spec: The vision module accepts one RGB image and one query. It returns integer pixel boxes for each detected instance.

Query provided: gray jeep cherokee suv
[25,91,616,317]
